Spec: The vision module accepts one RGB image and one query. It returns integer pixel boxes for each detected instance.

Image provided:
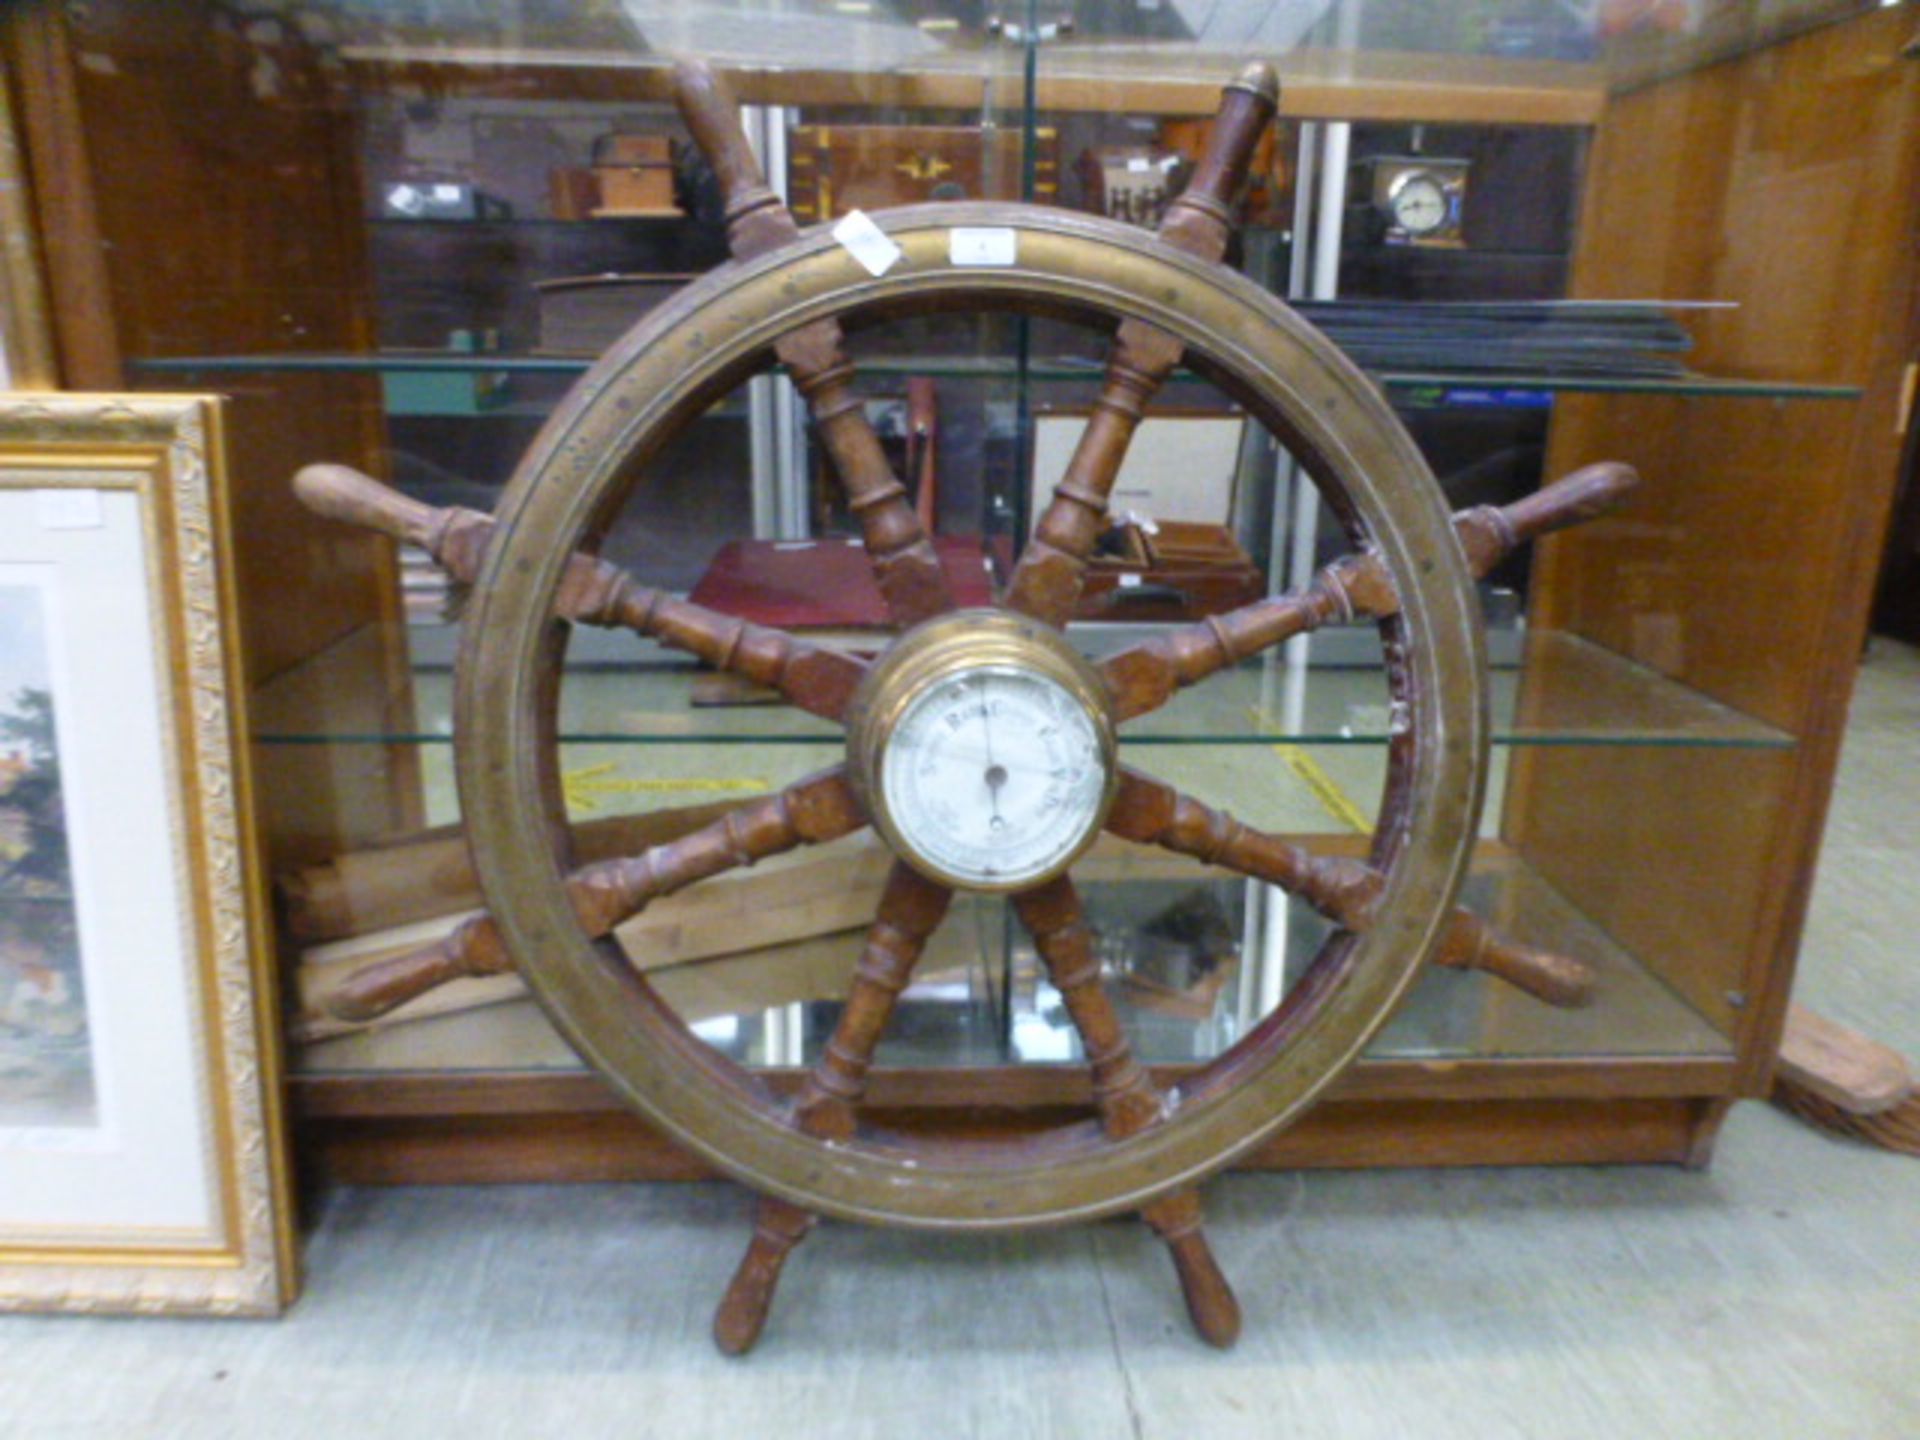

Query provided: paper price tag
[949,227,1017,267]
[37,489,103,530]
[832,210,904,278]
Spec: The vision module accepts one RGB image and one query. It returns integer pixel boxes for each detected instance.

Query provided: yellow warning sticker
[562,762,770,813]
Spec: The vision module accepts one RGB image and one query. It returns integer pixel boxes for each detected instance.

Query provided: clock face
[877,664,1109,889]
[1389,172,1451,236]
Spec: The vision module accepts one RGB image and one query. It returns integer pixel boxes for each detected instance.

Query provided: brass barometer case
[844,609,1121,893]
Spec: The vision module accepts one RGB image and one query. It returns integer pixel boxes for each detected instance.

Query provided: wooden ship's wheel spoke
[1100,461,1640,722]
[714,861,952,1355]
[1011,875,1242,1346]
[1014,876,1166,1137]
[1003,64,1278,628]
[711,1195,817,1358]
[789,862,954,1141]
[293,464,868,721]
[1105,768,1596,1008]
[323,767,866,1023]
[675,59,954,628]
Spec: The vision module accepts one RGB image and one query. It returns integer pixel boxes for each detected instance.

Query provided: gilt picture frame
[0,393,295,1315]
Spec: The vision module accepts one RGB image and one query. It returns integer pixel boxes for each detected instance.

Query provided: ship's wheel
[294,59,1633,1354]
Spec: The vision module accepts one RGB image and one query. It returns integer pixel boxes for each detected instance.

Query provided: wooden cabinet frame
[4,1,1913,1184]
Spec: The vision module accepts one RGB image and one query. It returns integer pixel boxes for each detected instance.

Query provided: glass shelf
[291,844,1729,1083]
[131,351,1862,401]
[367,216,687,228]
[251,623,1792,751]
[137,353,595,376]
[325,4,1867,108]
[332,39,1610,130]
[1375,371,1855,400]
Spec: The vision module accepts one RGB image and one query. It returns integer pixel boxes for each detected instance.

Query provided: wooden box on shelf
[1077,519,1266,622]
[590,132,679,217]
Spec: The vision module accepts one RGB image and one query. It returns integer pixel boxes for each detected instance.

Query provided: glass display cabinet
[4,0,1914,1185]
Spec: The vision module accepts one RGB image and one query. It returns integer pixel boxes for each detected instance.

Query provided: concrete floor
[4,640,1917,1439]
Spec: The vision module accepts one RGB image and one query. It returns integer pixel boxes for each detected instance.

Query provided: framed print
[0,393,295,1314]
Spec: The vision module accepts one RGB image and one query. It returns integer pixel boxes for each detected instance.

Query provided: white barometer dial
[847,611,1119,892]
[882,667,1105,888]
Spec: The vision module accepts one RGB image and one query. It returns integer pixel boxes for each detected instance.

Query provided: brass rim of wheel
[456,203,1488,1231]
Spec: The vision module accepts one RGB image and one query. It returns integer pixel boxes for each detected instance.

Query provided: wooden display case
[4,0,1914,1185]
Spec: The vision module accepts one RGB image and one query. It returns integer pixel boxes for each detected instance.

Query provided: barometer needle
[981,677,1007,830]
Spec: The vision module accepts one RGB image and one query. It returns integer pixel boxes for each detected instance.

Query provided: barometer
[847,611,1118,892]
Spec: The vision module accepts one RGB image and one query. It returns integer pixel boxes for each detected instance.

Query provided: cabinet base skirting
[299,1095,1731,1188]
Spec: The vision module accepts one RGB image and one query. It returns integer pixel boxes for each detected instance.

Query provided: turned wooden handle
[712,1196,814,1357]
[324,767,865,1023]
[1499,460,1640,546]
[1441,911,1597,1009]
[1342,460,1643,618]
[325,916,511,1022]
[670,57,948,627]
[1142,1191,1242,1350]
[279,798,746,944]
[289,464,866,719]
[672,59,764,208]
[327,944,460,1022]
[1161,62,1279,256]
[294,463,437,547]
[1101,456,1644,712]
[672,57,799,262]
[293,463,498,588]
[1110,770,1598,1010]
[1201,62,1281,178]
[1005,66,1279,628]
[1474,942,1597,1009]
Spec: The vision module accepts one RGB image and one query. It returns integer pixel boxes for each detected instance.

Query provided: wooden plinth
[296,1066,1737,1188]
